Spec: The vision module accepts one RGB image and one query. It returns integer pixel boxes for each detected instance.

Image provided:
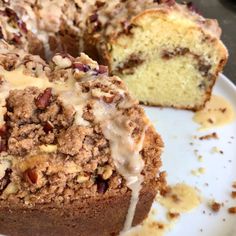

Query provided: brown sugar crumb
[228,207,236,214]
[219,108,227,113]
[210,202,221,212]
[171,194,181,203]
[155,222,164,230]
[232,182,236,189]
[231,191,236,199]
[167,212,180,219]
[207,118,214,124]
[147,221,165,230]
[159,185,171,197]
[199,132,218,140]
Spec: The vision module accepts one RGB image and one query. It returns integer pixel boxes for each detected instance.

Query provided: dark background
[178,0,236,84]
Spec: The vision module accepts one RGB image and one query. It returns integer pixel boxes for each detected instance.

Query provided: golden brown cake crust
[0,182,164,236]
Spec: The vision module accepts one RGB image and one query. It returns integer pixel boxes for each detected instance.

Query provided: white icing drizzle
[59,83,90,126]
[101,119,148,232]
[94,101,148,232]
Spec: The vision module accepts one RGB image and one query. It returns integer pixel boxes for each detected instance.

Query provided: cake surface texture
[0,0,228,111]
[0,41,165,236]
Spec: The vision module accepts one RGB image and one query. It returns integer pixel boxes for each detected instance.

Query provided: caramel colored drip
[157,184,201,213]
[193,95,236,130]
[95,104,148,232]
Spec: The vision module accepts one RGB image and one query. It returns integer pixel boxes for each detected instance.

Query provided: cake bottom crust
[0,183,158,236]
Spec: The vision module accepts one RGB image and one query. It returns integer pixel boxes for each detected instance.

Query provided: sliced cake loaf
[0,41,165,236]
[0,0,228,111]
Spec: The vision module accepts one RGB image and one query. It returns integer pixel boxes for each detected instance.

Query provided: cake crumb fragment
[167,212,180,220]
[228,207,236,214]
[232,182,236,189]
[231,191,236,199]
[199,132,218,140]
[210,202,221,212]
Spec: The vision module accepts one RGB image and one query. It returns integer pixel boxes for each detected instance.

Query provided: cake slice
[0,41,165,236]
[107,2,228,110]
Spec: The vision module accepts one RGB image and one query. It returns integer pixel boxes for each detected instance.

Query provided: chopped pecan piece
[35,88,52,110]
[73,62,90,72]
[43,121,54,133]
[24,168,38,184]
[0,168,12,195]
[89,13,98,23]
[96,177,108,194]
[98,65,108,74]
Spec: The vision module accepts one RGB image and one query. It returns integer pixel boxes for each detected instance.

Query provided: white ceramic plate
[144,74,236,236]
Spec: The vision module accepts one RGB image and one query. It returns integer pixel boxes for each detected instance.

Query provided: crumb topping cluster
[0,42,162,207]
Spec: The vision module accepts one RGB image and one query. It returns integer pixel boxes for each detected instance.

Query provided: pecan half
[35,88,52,110]
[89,13,98,23]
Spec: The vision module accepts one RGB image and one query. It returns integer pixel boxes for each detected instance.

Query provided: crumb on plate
[210,202,221,212]
[199,132,218,140]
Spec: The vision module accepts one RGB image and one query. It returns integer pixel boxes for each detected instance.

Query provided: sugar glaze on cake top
[0,42,159,233]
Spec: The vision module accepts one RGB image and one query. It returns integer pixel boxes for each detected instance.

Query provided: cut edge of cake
[109,3,228,111]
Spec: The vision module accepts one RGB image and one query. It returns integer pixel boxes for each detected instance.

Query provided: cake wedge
[0,41,165,236]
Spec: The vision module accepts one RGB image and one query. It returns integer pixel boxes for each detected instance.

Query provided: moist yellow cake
[109,3,228,110]
[0,0,228,111]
